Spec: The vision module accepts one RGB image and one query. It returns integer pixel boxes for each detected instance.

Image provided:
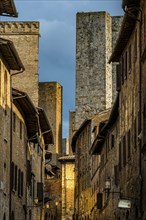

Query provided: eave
[71,118,91,153]
[12,88,38,142]
[109,6,139,63]
[0,38,24,71]
[91,94,119,155]
[0,0,18,17]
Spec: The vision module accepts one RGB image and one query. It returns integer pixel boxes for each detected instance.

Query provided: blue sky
[3,0,123,137]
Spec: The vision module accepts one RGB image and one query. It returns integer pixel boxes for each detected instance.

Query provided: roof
[109,4,140,63]
[0,38,24,71]
[71,110,111,153]
[71,118,92,153]
[37,108,54,145]
[0,0,18,17]
[58,155,75,162]
[91,94,119,155]
[12,88,38,142]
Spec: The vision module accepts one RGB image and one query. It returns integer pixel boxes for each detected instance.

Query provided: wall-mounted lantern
[105,179,111,191]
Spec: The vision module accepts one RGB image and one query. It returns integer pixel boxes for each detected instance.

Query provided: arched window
[45,213,48,220]
[4,70,7,104]
[11,211,14,220]
[3,213,6,220]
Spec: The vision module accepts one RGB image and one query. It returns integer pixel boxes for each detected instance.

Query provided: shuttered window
[128,130,131,159]
[37,182,43,202]
[97,193,103,209]
[121,57,124,84]
[119,142,122,171]
[123,136,126,166]
[111,134,114,149]
[125,51,127,79]
[18,169,21,196]
[116,64,121,91]
[128,45,131,71]
[14,165,17,191]
[134,29,137,62]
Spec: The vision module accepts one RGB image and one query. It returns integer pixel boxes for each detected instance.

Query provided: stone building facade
[0,21,40,106]
[39,82,63,158]
[89,0,146,219]
[75,12,122,130]
[39,82,63,219]
[69,111,76,155]
[0,37,24,220]
[58,155,75,220]
[72,111,110,220]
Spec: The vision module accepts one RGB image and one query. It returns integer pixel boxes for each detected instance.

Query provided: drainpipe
[138,7,143,220]
[9,69,24,220]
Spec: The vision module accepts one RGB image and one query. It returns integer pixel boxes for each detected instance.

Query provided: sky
[2,0,123,137]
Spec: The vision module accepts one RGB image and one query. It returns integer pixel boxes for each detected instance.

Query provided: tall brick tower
[39,82,62,159]
[75,12,122,130]
[0,22,40,106]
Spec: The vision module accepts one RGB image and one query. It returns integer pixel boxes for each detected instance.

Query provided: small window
[18,169,23,197]
[111,134,114,149]
[14,165,17,191]
[116,64,121,91]
[128,130,131,159]
[13,113,16,132]
[123,136,126,166]
[4,110,7,141]
[3,213,6,220]
[11,162,18,192]
[128,45,131,71]
[21,172,23,197]
[125,51,127,79]
[20,121,22,139]
[18,169,21,196]
[134,29,137,62]
[134,119,137,148]
[119,142,122,171]
[4,71,7,104]
[121,56,124,84]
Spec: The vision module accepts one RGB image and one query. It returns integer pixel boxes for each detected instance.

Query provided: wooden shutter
[27,160,31,185]
[37,182,43,202]
[97,193,103,209]
[116,64,121,91]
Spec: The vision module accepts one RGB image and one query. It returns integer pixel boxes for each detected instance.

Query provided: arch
[45,212,48,220]
[3,213,6,220]
[11,211,14,220]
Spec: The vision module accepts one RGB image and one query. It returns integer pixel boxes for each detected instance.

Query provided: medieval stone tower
[39,82,62,159]
[75,12,122,130]
[0,22,39,106]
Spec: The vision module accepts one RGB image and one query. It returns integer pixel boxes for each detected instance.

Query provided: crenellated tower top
[0,22,39,35]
